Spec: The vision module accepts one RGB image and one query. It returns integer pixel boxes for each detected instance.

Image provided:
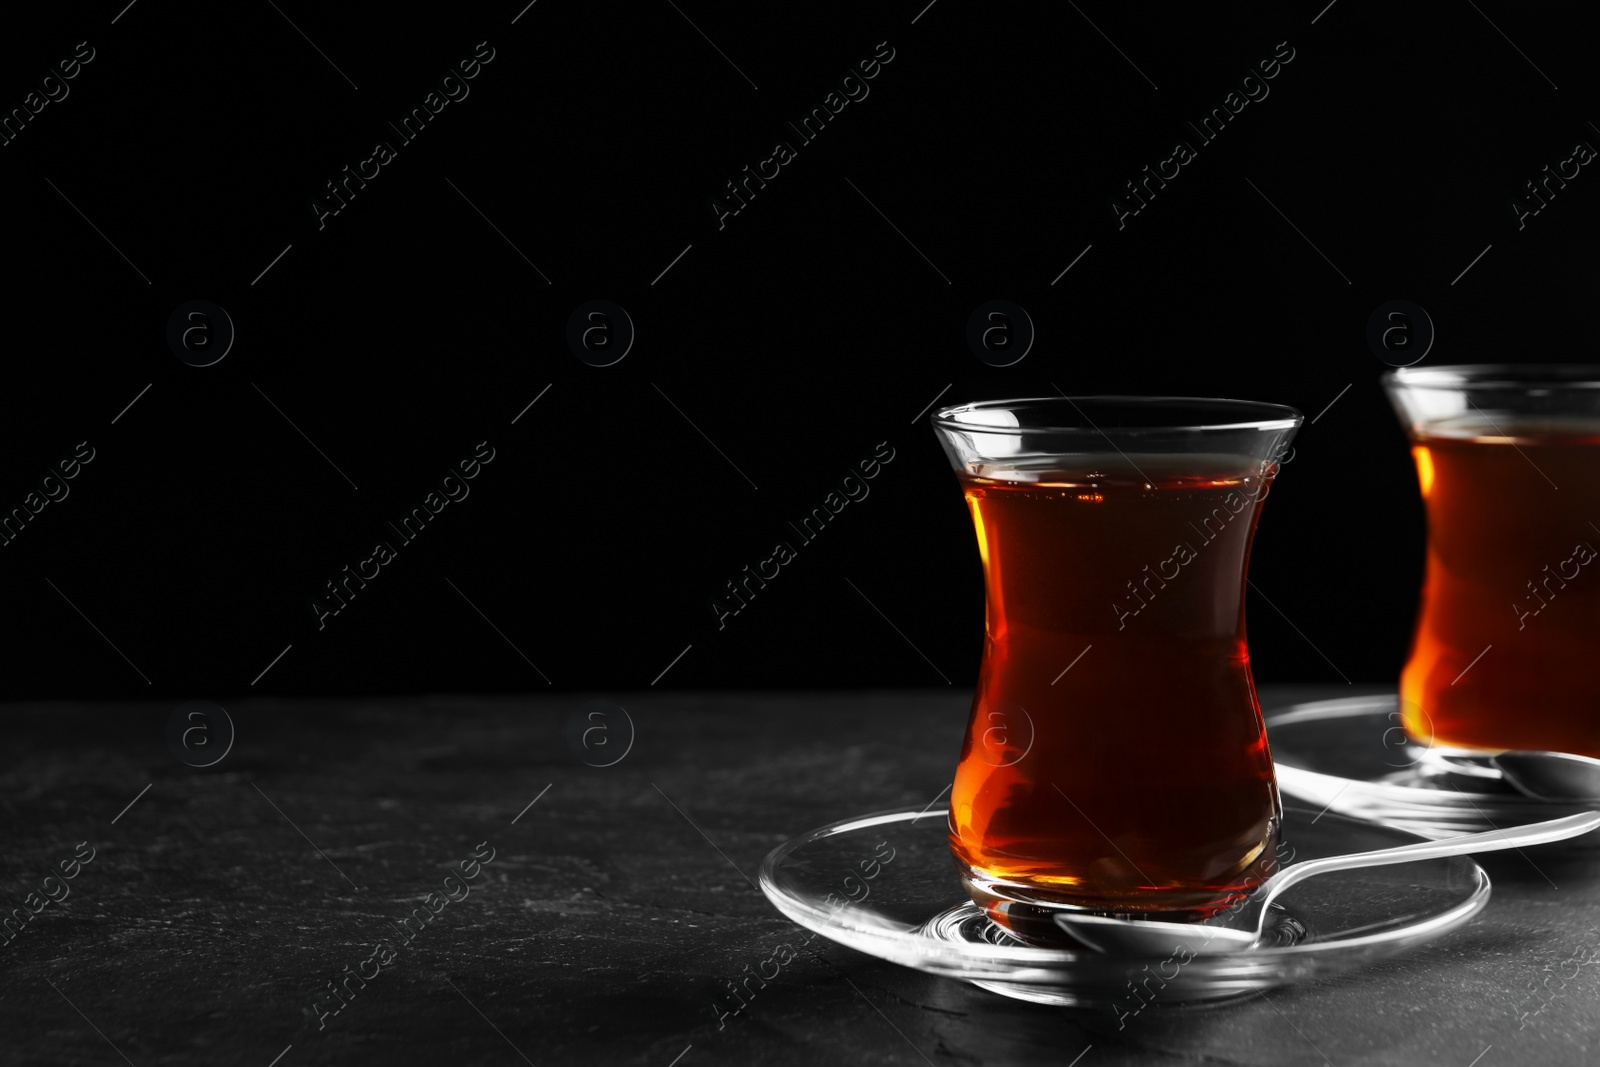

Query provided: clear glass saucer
[758,803,1489,1006]
[1268,693,1600,839]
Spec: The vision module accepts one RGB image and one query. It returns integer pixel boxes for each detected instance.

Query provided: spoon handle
[1259,810,1600,906]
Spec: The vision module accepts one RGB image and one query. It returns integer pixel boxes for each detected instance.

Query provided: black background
[2,0,1597,699]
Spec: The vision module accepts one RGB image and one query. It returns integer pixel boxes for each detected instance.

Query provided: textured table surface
[2,686,1596,1067]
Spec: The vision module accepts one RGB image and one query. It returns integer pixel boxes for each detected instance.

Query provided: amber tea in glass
[931,397,1301,938]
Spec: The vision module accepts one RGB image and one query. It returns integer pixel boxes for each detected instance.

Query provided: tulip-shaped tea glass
[931,397,1302,940]
[1384,365,1600,757]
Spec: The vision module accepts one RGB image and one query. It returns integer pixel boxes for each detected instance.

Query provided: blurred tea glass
[1384,365,1600,757]
[930,397,1301,938]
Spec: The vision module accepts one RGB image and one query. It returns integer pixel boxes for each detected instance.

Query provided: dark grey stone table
[2,686,1595,1066]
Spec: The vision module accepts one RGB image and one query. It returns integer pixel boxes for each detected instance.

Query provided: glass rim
[1384,364,1600,390]
[931,395,1303,435]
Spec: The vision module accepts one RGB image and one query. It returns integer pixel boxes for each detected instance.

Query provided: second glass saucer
[1267,693,1600,839]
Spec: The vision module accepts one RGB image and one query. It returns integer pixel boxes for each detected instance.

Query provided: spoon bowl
[1414,747,1600,802]
[1492,751,1600,802]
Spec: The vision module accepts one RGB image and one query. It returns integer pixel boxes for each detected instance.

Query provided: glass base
[956,867,1254,946]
